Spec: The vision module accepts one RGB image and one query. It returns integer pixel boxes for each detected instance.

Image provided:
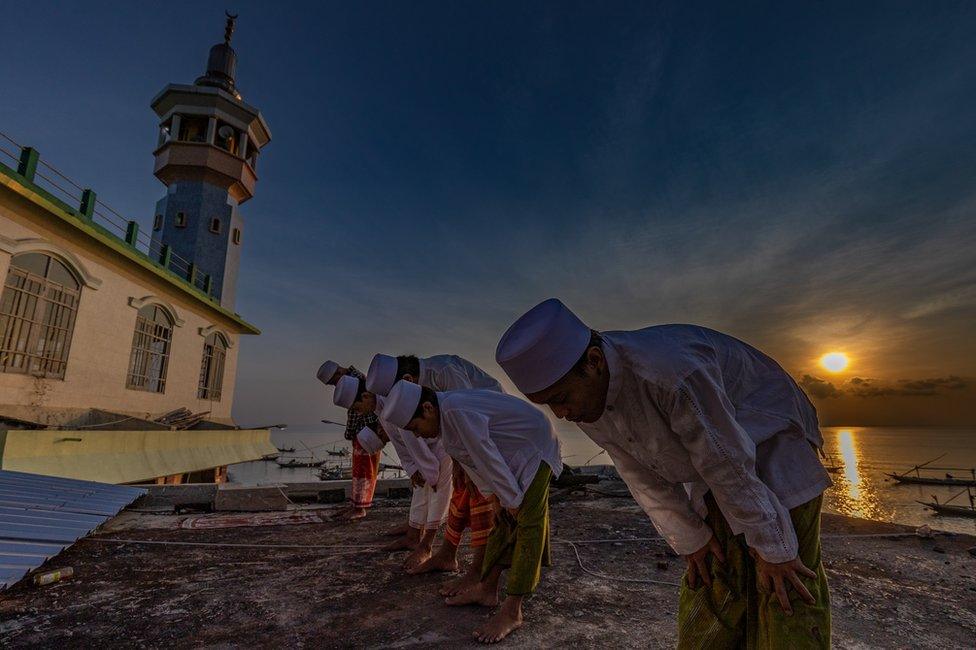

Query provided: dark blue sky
[2,1,974,426]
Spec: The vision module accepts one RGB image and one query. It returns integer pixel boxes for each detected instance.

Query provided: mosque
[0,15,276,484]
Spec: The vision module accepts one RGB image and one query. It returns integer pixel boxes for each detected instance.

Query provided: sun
[819,352,849,373]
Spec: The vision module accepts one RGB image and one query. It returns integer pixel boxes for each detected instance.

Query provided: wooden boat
[276,457,325,468]
[917,501,976,518]
[260,453,280,461]
[886,454,975,486]
[276,446,296,453]
[886,473,976,487]
[317,465,353,480]
[917,486,976,518]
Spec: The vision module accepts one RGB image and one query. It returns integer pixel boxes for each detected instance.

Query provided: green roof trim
[0,161,260,335]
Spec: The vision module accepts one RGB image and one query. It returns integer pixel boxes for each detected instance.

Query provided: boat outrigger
[885,453,976,487]
[887,472,976,487]
[276,457,326,469]
[918,487,976,519]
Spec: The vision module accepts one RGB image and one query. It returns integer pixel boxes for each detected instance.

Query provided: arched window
[198,332,227,401]
[126,305,173,393]
[0,252,81,378]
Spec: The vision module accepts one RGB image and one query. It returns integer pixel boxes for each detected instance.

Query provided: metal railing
[0,130,215,299]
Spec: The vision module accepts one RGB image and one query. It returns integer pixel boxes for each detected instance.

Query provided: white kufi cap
[366,353,398,396]
[333,374,360,409]
[495,298,591,394]
[384,380,422,429]
[316,360,340,385]
[357,427,384,454]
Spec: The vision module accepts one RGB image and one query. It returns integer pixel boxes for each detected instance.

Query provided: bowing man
[495,299,832,649]
[367,353,504,591]
[384,380,562,645]
[318,360,380,520]
[334,375,453,570]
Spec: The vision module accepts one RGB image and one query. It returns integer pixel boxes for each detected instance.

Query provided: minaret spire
[224,11,237,45]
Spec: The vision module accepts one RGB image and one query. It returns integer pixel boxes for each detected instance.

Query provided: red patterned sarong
[351,436,380,509]
[445,481,493,548]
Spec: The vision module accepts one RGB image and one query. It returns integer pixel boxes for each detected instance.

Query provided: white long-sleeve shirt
[436,389,562,509]
[577,326,831,564]
[420,355,505,393]
[376,395,447,486]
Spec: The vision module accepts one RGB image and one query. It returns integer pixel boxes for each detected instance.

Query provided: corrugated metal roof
[0,470,145,590]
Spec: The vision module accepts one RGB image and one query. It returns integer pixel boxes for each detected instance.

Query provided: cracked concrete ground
[1,490,974,648]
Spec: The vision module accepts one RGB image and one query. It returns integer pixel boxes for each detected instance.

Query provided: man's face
[526,346,610,424]
[405,402,440,439]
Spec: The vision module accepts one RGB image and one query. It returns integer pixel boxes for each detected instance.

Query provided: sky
[1,1,974,429]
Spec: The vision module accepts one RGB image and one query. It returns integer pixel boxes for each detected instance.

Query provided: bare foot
[385,522,409,537]
[383,535,415,551]
[474,607,523,644]
[444,582,499,607]
[403,547,432,573]
[330,506,352,520]
[410,545,459,575]
[410,553,459,575]
[440,571,479,596]
[346,507,367,521]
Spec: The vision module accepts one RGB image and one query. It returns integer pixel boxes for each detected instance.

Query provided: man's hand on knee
[750,549,818,615]
[683,532,725,588]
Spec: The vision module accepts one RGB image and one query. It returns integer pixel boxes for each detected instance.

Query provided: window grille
[125,305,173,393]
[0,253,81,379]
[198,332,227,401]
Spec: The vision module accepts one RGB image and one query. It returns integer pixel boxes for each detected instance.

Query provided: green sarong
[480,462,552,596]
[677,492,831,649]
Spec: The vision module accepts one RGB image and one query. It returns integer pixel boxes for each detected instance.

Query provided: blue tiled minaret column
[149,13,271,310]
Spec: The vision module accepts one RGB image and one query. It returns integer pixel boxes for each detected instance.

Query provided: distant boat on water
[885,453,976,487]
[276,457,325,468]
[917,487,976,519]
[887,472,976,487]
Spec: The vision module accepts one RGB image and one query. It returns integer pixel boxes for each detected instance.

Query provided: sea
[228,425,976,536]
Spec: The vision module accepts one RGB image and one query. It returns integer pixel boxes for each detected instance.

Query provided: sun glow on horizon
[819,352,849,373]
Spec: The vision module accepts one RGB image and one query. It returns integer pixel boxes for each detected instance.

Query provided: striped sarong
[445,480,494,548]
[350,436,380,509]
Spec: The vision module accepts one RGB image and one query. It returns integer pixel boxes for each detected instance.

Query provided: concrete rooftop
[0,487,974,648]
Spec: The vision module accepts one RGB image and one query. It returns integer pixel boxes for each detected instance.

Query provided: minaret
[150,12,271,308]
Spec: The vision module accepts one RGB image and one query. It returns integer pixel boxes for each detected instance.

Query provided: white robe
[436,389,562,509]
[420,355,505,393]
[577,326,832,563]
[376,395,446,487]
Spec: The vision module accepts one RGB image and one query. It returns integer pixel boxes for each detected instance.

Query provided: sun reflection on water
[833,429,884,520]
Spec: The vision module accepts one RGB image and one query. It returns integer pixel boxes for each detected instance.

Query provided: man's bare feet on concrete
[410,545,459,575]
[403,547,432,573]
[330,506,352,520]
[440,570,480,596]
[474,597,523,644]
[444,581,499,607]
[385,522,409,537]
[346,507,367,521]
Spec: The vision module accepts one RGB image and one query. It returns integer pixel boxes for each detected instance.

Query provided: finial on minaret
[224,11,238,45]
[194,11,242,99]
